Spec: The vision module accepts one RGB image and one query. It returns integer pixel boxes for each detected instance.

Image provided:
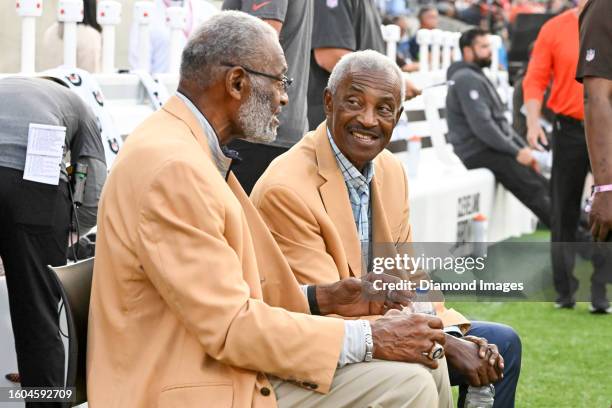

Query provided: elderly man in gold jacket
[252,50,520,407]
[87,12,456,408]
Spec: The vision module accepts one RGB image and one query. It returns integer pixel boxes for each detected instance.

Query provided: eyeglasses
[221,62,293,91]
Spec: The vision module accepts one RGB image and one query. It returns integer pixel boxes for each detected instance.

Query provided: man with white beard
[88,11,454,407]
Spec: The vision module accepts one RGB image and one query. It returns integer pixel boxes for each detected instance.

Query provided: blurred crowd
[379,0,579,75]
[380,0,578,37]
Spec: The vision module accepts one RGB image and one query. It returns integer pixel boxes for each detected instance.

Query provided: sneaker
[589,305,612,314]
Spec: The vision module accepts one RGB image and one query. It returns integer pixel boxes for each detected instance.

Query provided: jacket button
[260,387,271,396]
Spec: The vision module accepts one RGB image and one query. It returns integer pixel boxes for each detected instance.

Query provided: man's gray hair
[180,11,277,88]
[327,50,405,102]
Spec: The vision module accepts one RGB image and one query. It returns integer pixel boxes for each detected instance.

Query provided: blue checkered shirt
[327,128,374,270]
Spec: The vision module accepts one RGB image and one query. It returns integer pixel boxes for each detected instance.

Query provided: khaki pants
[271,357,453,408]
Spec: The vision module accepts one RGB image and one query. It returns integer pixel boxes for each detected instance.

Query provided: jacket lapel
[314,122,363,278]
[370,161,402,270]
[370,161,394,245]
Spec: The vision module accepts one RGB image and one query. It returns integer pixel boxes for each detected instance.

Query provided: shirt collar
[176,92,232,178]
[327,127,374,190]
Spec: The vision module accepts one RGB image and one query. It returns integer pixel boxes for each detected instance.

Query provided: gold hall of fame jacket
[251,122,470,329]
[87,97,346,408]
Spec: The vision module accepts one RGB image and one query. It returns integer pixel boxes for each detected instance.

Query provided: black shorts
[576,0,612,81]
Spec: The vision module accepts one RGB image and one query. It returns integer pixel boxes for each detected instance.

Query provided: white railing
[381,24,401,61]
[415,28,466,73]
[133,1,154,72]
[57,0,83,69]
[10,9,535,243]
[166,5,187,74]
[98,0,122,74]
[381,26,503,76]
[17,0,43,74]
[380,25,534,243]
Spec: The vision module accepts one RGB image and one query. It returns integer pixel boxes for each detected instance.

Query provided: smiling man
[88,13,456,408]
[252,50,522,408]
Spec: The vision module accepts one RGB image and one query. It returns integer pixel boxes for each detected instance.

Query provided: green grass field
[446,301,612,407]
[446,231,612,407]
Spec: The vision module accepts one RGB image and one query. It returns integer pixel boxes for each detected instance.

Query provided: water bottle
[472,213,488,259]
[411,288,435,315]
[464,384,495,408]
[411,288,445,360]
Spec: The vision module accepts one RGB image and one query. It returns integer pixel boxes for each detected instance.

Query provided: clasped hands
[314,273,504,382]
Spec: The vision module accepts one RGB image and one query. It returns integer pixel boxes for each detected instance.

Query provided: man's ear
[395,105,404,124]
[462,47,472,62]
[323,88,333,118]
[226,67,248,101]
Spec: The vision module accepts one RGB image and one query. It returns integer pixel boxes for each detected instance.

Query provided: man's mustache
[347,126,381,139]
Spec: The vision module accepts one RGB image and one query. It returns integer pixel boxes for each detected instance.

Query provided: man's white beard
[238,84,279,144]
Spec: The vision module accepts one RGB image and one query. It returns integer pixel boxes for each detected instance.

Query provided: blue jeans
[448,321,522,408]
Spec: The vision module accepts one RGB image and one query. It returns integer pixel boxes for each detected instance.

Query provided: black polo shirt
[576,0,612,81]
[307,0,386,129]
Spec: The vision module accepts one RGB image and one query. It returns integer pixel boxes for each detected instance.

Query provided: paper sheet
[22,123,66,185]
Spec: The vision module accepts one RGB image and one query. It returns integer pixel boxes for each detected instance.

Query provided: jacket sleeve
[452,76,522,157]
[254,184,343,285]
[136,160,344,393]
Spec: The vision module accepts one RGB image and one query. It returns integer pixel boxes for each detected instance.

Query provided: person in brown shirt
[575,0,612,314]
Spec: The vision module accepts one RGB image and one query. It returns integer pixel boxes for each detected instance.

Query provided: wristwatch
[362,320,373,362]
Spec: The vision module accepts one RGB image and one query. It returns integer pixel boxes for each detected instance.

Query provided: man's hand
[524,99,547,151]
[444,334,504,387]
[526,121,548,151]
[584,78,612,242]
[404,78,422,100]
[371,310,446,369]
[516,147,535,168]
[316,273,413,317]
[589,192,612,242]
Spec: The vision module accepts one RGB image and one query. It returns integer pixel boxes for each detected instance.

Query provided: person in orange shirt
[523,0,610,313]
